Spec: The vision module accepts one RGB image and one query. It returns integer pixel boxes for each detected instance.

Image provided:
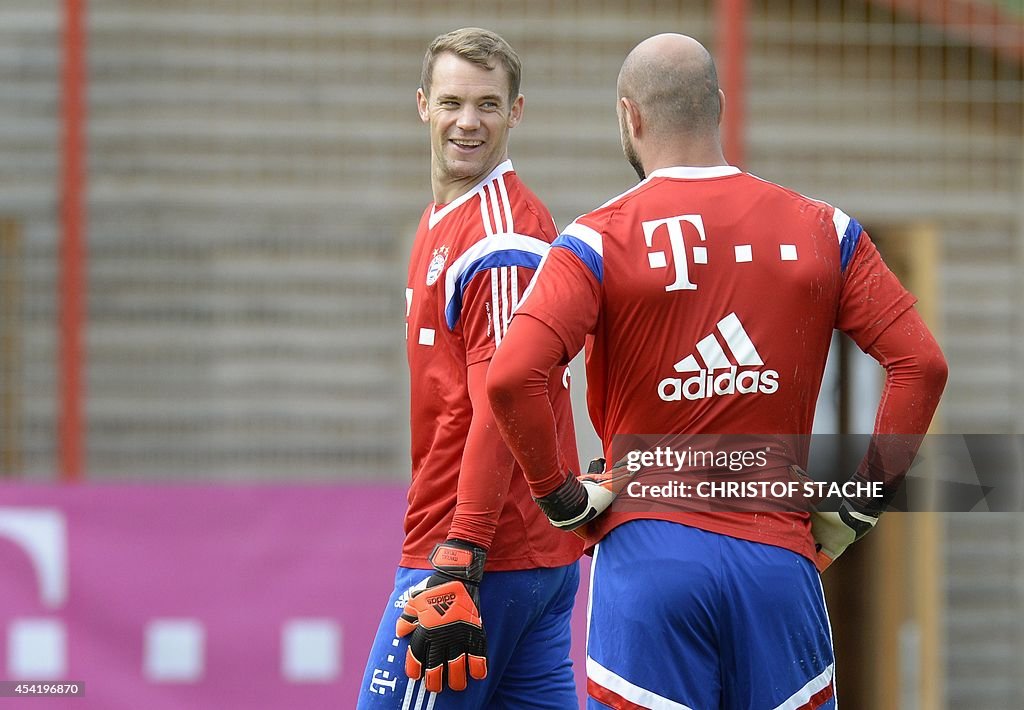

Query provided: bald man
[488,34,946,709]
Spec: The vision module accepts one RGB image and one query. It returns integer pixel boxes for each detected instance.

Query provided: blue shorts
[357,562,580,710]
[587,520,836,710]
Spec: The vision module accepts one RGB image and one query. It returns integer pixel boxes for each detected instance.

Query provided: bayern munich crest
[426,245,449,286]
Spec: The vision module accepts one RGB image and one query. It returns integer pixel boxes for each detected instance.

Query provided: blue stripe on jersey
[444,249,544,329]
[839,217,862,272]
[552,234,603,283]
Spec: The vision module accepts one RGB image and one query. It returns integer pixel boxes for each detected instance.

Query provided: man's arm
[488,246,629,531]
[487,313,574,497]
[812,232,948,569]
[447,359,519,547]
[396,260,530,693]
[487,244,600,497]
[861,303,948,438]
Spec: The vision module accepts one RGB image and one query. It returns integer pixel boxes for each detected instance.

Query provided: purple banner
[0,485,589,708]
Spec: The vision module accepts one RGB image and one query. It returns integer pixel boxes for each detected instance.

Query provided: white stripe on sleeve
[500,266,510,338]
[496,175,514,232]
[479,191,495,237]
[487,182,504,233]
[832,207,851,244]
[491,268,502,346]
[510,266,520,311]
[561,221,604,256]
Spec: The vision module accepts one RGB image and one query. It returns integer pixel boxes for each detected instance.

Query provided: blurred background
[0,0,1022,708]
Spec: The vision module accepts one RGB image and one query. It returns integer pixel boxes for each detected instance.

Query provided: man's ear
[621,97,641,139]
[507,94,524,128]
[416,88,430,123]
[717,89,726,127]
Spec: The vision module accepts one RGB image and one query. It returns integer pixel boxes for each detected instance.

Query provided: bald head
[617,34,721,139]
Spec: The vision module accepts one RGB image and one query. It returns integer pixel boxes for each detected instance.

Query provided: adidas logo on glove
[659,312,779,402]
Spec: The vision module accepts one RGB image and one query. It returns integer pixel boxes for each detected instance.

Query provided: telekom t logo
[0,508,68,679]
[642,214,707,292]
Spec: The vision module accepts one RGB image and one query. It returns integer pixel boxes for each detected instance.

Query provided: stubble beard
[437,136,502,188]
[620,117,645,181]
[625,142,645,181]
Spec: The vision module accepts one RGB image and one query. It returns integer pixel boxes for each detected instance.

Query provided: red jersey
[401,160,584,570]
[516,165,917,560]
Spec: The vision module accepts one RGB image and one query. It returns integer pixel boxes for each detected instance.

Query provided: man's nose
[455,105,481,130]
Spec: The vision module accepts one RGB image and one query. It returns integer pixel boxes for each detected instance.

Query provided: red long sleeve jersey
[401,161,583,570]
[515,165,918,559]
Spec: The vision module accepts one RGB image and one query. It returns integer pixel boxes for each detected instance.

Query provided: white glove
[809,499,880,571]
[533,457,634,532]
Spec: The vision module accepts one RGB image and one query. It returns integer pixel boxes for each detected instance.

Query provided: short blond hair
[421,27,522,105]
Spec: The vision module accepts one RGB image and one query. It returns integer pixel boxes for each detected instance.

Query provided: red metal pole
[716,0,748,168]
[59,0,86,482]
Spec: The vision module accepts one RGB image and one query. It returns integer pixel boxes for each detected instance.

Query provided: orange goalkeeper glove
[396,539,487,693]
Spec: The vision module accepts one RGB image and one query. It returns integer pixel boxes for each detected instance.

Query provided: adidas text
[659,366,780,401]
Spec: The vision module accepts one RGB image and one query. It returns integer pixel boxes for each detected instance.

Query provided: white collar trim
[428,160,514,228]
[647,165,741,180]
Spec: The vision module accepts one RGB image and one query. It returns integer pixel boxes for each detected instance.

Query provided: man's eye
[439,100,458,108]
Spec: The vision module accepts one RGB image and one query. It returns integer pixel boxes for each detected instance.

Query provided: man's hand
[396,540,488,692]
[809,500,880,571]
[789,465,883,571]
[533,457,634,532]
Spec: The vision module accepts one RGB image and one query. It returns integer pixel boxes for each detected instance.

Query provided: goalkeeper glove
[789,465,883,572]
[533,456,634,532]
[809,499,880,571]
[396,539,488,693]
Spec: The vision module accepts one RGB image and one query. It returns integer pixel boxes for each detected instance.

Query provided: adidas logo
[658,312,779,402]
[394,577,429,608]
[426,591,457,616]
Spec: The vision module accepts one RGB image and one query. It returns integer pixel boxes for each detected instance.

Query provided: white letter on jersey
[642,214,707,292]
[404,288,414,340]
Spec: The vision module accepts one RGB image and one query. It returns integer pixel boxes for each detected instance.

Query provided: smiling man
[356,28,584,709]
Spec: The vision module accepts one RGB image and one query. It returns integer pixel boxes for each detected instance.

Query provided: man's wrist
[533,472,587,524]
[837,498,880,539]
[429,539,487,583]
[850,461,899,516]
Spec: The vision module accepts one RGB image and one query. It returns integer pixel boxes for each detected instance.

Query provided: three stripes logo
[426,592,457,617]
[394,578,429,608]
[658,312,780,402]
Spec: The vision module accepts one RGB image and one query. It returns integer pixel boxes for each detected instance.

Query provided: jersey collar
[428,160,515,229]
[647,165,741,180]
